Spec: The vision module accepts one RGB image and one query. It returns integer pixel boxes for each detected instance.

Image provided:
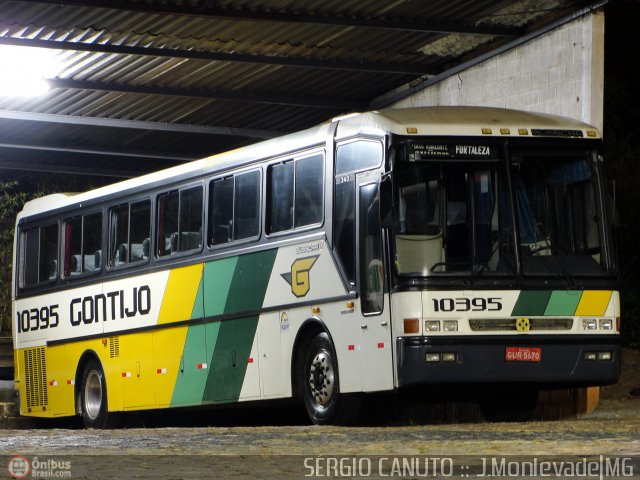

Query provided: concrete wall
[392,12,605,132]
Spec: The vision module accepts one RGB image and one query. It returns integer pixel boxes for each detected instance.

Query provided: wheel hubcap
[308,351,335,406]
[84,370,103,420]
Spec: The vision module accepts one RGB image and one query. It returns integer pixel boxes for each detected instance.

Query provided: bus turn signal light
[403,318,420,334]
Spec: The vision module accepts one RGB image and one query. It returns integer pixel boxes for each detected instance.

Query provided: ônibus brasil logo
[7,456,30,479]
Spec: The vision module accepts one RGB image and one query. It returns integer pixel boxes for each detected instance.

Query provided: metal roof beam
[49,79,365,110]
[0,159,138,178]
[30,1,522,37]
[0,36,434,76]
[0,110,281,139]
[0,140,197,162]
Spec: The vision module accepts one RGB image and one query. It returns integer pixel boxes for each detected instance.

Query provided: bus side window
[360,183,383,314]
[178,186,203,252]
[40,224,58,282]
[234,170,260,240]
[130,200,151,262]
[294,154,323,228]
[209,177,234,245]
[22,228,40,286]
[109,200,150,267]
[63,213,102,277]
[20,223,58,287]
[157,186,202,256]
[109,204,129,266]
[268,162,294,233]
[333,175,356,285]
[209,170,260,246]
[157,191,179,256]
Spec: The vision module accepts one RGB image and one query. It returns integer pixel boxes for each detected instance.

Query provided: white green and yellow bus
[12,107,621,427]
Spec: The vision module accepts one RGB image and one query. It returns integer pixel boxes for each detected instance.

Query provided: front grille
[469,318,573,331]
[23,347,48,409]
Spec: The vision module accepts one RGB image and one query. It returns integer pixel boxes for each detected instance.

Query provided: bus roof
[18,106,600,221]
[335,106,600,139]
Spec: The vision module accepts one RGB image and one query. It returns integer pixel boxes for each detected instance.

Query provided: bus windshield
[391,141,611,278]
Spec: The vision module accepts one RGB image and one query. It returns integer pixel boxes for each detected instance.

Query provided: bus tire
[80,358,118,429]
[301,332,361,425]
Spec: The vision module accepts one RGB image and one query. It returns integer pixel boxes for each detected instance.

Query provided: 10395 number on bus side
[431,297,502,312]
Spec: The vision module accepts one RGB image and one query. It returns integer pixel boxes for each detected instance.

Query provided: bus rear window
[20,223,58,287]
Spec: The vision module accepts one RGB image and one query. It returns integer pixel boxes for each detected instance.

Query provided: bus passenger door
[357,179,394,392]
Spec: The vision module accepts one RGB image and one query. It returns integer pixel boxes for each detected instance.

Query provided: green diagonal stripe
[511,290,552,316]
[203,249,278,403]
[544,290,583,316]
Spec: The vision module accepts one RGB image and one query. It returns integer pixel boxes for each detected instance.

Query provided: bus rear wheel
[80,358,118,428]
[301,332,361,425]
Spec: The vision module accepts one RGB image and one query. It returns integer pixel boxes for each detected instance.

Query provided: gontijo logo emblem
[281,256,319,298]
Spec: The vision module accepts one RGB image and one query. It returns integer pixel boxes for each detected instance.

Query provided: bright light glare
[0,45,62,97]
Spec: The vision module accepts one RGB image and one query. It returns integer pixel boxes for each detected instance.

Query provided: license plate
[505,346,541,362]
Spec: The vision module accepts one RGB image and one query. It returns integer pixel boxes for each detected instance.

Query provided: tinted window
[209,177,234,245]
[268,162,294,233]
[130,201,151,262]
[209,170,260,246]
[109,200,150,267]
[179,187,203,252]
[333,175,356,284]
[294,154,323,228]
[64,213,102,277]
[360,184,384,314]
[109,204,129,267]
[21,223,58,287]
[268,154,324,234]
[234,171,260,240]
[23,228,40,286]
[336,141,383,175]
[40,224,58,282]
[157,186,202,257]
[157,191,179,256]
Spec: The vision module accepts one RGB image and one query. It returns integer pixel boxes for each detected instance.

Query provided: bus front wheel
[301,332,361,425]
[80,358,118,428]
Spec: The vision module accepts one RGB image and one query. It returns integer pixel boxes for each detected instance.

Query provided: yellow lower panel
[16,323,192,418]
[153,325,189,408]
[119,332,156,410]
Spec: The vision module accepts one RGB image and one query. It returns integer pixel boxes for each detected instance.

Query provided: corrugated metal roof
[0,0,601,177]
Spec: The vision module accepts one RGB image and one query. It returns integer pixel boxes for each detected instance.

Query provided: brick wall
[391,12,605,131]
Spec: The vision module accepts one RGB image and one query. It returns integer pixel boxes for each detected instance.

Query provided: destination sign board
[406,143,500,161]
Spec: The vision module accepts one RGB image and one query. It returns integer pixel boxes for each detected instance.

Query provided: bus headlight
[425,320,440,332]
[582,319,597,330]
[443,320,458,332]
[598,318,613,330]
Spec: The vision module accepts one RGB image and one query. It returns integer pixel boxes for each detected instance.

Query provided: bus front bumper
[396,334,622,387]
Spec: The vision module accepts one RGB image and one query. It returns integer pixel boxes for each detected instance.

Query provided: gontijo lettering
[70,285,151,326]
